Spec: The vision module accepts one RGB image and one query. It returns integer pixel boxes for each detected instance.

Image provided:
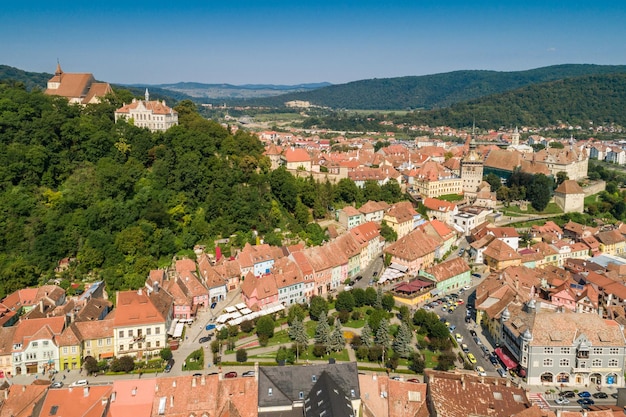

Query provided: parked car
[373,271,378,276]
[224,371,238,379]
[464,284,472,290]
[489,355,499,365]
[461,343,470,353]
[199,335,212,344]
[455,333,463,343]
[50,381,64,388]
[210,302,217,309]
[205,324,216,331]
[471,273,481,278]
[612,393,619,399]
[473,336,482,345]
[469,330,477,337]
[164,359,175,373]
[578,391,592,398]
[593,392,608,399]
[497,367,507,378]
[242,370,255,377]
[475,366,487,376]
[555,397,570,405]
[390,376,402,381]
[344,285,352,291]
[70,379,88,387]
[577,398,594,406]
[561,391,576,398]
[448,325,456,332]
[467,353,477,364]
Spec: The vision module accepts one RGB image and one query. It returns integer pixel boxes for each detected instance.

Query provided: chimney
[101,397,108,406]
[192,377,196,387]
[131,387,137,396]
[111,391,116,402]
[84,386,90,397]
[40,300,44,314]
[170,395,174,408]
[138,288,143,296]
[201,375,206,386]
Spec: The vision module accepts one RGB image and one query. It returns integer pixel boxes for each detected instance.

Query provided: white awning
[235,303,247,310]
[172,322,184,338]
[224,306,237,313]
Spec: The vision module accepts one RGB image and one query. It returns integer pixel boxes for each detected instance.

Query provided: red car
[407,378,420,383]
[224,371,238,378]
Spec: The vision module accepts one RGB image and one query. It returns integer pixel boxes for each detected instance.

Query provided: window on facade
[129,344,134,350]
[71,346,76,354]
[544,347,554,354]
[138,343,142,349]
[560,347,570,354]
[559,359,569,367]
[43,341,49,346]
[156,340,160,347]
[155,327,160,335]
[119,331,124,338]
[543,358,553,367]
[609,359,619,367]
[592,359,602,367]
[107,338,112,345]
[593,347,603,355]
[129,330,133,337]
[147,328,151,336]
[147,342,151,348]
[119,345,124,351]
[32,342,38,347]
[610,348,619,355]
[63,347,68,354]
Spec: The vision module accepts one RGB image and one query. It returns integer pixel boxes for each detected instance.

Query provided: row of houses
[0,363,556,417]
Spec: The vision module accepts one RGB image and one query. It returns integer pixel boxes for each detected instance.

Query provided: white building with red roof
[113,289,171,359]
[282,147,312,171]
[11,316,65,375]
[44,62,112,105]
[114,89,178,132]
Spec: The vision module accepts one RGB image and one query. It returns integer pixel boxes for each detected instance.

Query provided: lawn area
[342,319,366,329]
[502,202,563,216]
[584,194,600,206]
[438,194,464,202]
[182,349,204,371]
[266,329,292,347]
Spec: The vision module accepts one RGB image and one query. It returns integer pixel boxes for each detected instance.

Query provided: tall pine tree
[392,322,413,358]
[329,317,346,352]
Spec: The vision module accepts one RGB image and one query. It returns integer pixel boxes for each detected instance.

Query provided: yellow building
[596,230,626,256]
[75,317,115,361]
[58,324,82,371]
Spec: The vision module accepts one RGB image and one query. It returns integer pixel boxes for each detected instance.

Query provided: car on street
[344,285,352,291]
[472,273,481,278]
[473,336,482,345]
[593,392,608,399]
[456,300,464,305]
[355,275,363,281]
[489,355,499,365]
[578,391,592,398]
[164,359,175,373]
[205,324,216,331]
[577,398,594,406]
[70,379,88,387]
[612,393,619,399]
[50,381,64,388]
[390,376,402,381]
[465,316,471,323]
[467,353,477,364]
[373,271,378,277]
[469,330,477,337]
[242,370,255,377]
[497,367,507,377]
[199,335,212,344]
[475,366,486,376]
[554,397,570,405]
[458,249,464,256]
[210,302,217,309]
[224,371,238,378]
[464,284,472,290]
[461,343,470,353]
[448,325,456,332]
[561,391,576,398]
[455,333,463,343]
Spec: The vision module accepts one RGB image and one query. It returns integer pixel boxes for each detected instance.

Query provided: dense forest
[299,74,626,132]
[234,64,626,110]
[0,82,404,298]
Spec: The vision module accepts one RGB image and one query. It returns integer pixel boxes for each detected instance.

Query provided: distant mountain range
[3,63,626,113]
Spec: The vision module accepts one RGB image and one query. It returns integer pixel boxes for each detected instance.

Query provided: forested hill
[395,73,626,129]
[240,64,626,110]
[0,65,52,90]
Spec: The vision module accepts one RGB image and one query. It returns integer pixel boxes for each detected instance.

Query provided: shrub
[368,346,383,362]
[312,344,327,358]
[351,311,361,321]
[337,310,350,324]
[111,355,135,373]
[236,348,248,363]
[240,319,254,333]
[356,345,369,360]
[258,334,269,347]
[159,348,173,361]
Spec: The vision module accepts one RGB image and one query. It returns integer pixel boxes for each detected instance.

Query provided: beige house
[554,180,584,213]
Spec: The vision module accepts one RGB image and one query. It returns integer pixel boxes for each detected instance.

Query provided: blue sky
[2,1,625,85]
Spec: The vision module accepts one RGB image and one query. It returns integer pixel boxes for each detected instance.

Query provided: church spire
[145,88,150,103]
[55,59,63,77]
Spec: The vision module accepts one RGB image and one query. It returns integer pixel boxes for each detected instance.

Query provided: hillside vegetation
[238,64,626,110]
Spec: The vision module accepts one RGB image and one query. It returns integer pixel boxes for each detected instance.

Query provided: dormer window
[299,391,304,399]
[312,375,317,382]
[268,388,273,396]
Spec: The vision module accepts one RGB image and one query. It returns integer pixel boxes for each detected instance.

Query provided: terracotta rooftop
[529,310,625,347]
[424,257,470,282]
[113,290,168,328]
[555,179,584,194]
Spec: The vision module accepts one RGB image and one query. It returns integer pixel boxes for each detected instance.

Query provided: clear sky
[2,0,625,85]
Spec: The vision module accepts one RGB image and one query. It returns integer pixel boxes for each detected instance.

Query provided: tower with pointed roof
[460,149,484,199]
[511,126,520,147]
